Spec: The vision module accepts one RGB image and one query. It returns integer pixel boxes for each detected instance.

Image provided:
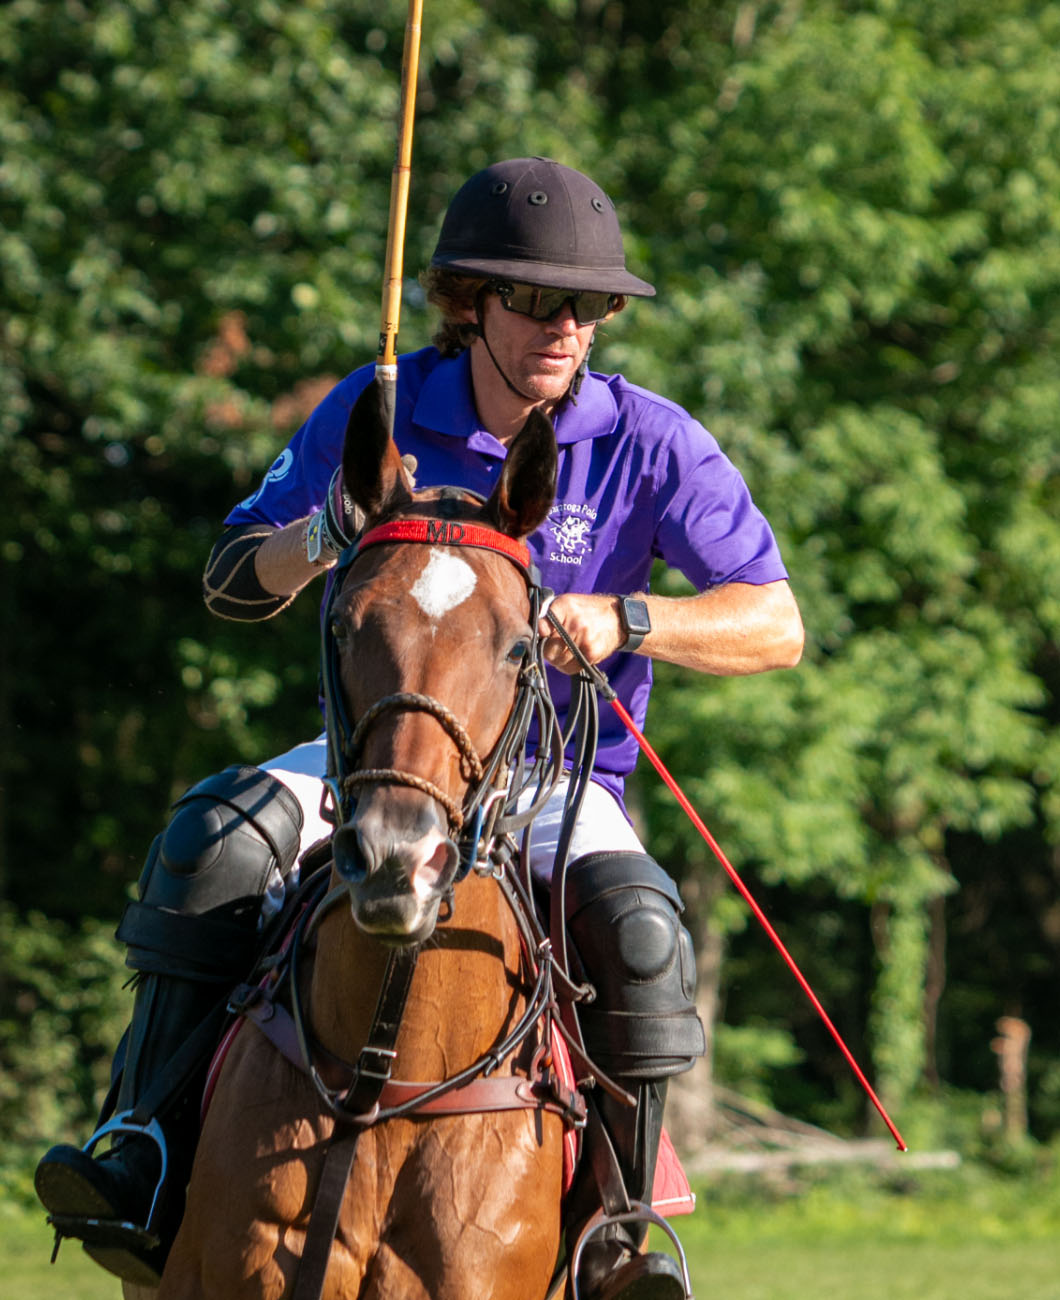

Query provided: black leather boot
[35,971,221,1286]
[568,1082,687,1300]
[36,765,304,1284]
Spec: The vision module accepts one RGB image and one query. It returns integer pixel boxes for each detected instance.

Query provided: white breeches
[259,733,644,910]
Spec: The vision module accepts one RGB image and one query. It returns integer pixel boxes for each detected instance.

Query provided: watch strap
[305,510,338,568]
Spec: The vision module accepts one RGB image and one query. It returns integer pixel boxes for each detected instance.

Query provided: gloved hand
[327,456,417,549]
[306,456,417,566]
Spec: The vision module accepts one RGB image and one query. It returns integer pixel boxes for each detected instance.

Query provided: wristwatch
[618,596,651,653]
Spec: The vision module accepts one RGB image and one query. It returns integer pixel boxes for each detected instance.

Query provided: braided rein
[341,692,485,835]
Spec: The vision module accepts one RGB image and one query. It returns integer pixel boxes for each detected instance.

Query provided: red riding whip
[547,615,907,1151]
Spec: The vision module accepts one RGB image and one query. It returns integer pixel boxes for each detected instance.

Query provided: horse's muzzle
[332,814,460,943]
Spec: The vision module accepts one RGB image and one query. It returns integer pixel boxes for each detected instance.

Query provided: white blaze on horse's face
[410,547,477,621]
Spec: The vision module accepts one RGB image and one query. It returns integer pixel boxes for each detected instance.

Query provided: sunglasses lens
[495,283,615,325]
[569,293,613,325]
[502,284,565,318]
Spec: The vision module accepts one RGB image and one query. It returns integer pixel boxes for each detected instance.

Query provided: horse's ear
[341,379,413,519]
[483,409,558,539]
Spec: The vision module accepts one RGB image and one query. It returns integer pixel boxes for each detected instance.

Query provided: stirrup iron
[48,1112,170,1253]
[568,1201,694,1300]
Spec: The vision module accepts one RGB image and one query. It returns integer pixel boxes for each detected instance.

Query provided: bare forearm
[635,581,804,674]
[253,517,336,598]
[542,580,804,676]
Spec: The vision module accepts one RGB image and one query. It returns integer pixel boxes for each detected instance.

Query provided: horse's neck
[307,874,524,1082]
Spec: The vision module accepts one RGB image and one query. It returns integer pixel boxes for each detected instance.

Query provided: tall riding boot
[560,850,705,1300]
[568,1081,686,1300]
[34,970,224,1286]
[35,764,304,1285]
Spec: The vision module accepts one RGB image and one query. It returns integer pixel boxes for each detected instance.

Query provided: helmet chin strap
[570,336,593,401]
[472,291,594,410]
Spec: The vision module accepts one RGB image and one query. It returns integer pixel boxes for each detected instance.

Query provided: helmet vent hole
[528,191,549,206]
[591,197,606,213]
[490,181,509,196]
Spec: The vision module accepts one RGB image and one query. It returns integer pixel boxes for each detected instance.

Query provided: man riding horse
[37,156,804,1299]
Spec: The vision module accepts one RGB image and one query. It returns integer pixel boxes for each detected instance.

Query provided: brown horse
[152,383,574,1300]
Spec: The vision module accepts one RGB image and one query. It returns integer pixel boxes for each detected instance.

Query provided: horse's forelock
[368,486,492,530]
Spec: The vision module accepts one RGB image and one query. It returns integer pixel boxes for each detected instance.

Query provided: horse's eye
[330,618,349,643]
[506,639,530,664]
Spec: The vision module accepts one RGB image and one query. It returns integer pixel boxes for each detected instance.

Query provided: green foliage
[626,0,1060,1124]
[713,1021,805,1104]
[0,907,128,1201]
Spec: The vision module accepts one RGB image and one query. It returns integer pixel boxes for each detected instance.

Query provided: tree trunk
[991,1015,1031,1143]
[922,893,947,1088]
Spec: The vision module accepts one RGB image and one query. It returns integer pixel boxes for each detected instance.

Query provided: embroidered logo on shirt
[239,449,294,508]
[547,504,596,566]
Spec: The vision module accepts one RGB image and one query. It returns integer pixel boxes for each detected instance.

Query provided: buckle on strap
[340,1044,398,1117]
[354,1044,398,1084]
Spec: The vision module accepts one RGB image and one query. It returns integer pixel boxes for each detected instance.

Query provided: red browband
[357,519,533,572]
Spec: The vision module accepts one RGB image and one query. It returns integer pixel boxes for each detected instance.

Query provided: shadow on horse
[145,382,583,1299]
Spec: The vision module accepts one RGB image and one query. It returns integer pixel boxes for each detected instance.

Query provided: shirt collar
[412,348,619,451]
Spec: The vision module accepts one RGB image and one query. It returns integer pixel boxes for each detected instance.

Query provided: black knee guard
[116,765,303,984]
[565,851,706,1080]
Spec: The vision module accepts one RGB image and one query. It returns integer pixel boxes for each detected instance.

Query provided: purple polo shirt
[227,347,787,799]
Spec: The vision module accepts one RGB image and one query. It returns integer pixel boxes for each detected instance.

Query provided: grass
[657,1155,1060,1300]
[2,1201,119,1300]
[5,1157,1059,1298]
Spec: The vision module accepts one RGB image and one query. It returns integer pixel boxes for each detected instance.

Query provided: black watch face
[622,598,651,636]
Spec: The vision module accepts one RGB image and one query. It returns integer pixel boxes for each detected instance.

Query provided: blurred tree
[1,0,410,917]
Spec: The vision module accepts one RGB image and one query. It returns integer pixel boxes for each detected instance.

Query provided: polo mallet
[546,611,908,1151]
[376,0,424,437]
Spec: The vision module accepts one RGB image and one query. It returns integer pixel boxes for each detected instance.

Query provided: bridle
[284,501,592,1124]
[320,510,565,872]
[344,692,484,835]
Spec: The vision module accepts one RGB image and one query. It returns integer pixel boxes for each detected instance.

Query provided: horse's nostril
[332,825,367,883]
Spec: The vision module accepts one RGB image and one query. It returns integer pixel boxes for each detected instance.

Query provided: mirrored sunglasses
[491,280,619,326]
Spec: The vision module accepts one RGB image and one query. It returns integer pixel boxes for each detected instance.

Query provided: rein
[238,861,583,1129]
